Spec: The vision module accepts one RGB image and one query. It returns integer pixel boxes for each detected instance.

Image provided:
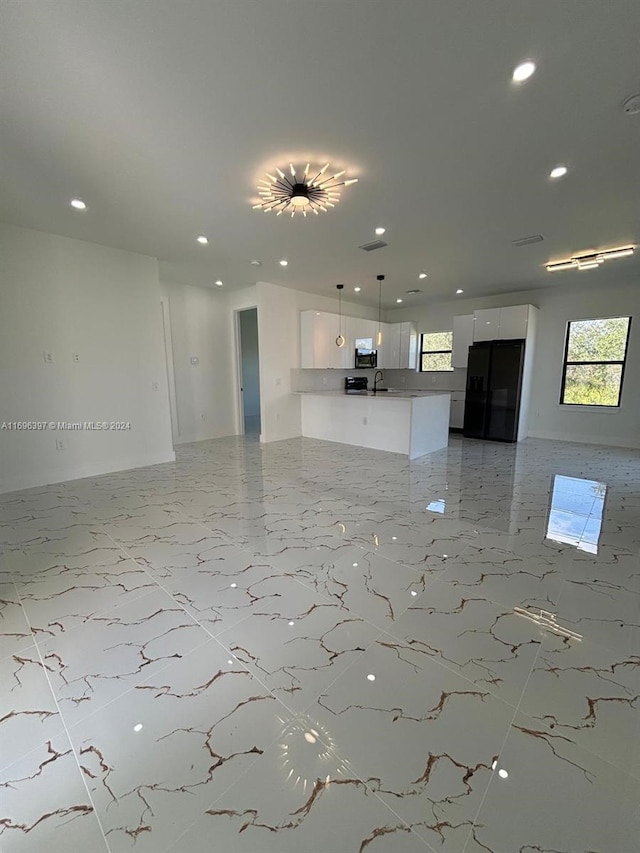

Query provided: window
[420,331,453,372]
[560,316,631,407]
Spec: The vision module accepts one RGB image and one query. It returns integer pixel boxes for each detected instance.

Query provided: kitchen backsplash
[291,368,467,392]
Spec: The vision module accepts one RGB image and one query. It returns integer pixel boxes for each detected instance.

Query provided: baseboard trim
[527,430,639,450]
[0,450,177,496]
[173,431,237,445]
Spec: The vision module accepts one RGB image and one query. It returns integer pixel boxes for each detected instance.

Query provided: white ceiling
[1,0,639,307]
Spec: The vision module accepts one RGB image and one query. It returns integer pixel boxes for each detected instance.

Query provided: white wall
[159,280,235,443]
[0,224,175,493]
[386,279,640,448]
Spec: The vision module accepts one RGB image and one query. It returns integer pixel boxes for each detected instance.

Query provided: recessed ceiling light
[549,165,568,179]
[367,674,376,681]
[512,60,536,82]
[418,272,428,279]
[70,198,87,210]
[375,227,386,236]
[215,280,223,287]
[498,768,509,779]
[396,298,403,303]
[456,289,464,294]
[133,723,143,732]
[250,259,262,266]
[279,259,288,267]
[196,235,208,245]
[354,287,361,292]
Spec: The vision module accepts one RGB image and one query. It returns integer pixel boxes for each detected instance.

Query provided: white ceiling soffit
[0,0,639,305]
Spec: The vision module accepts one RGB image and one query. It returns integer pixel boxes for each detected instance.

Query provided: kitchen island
[298,390,451,459]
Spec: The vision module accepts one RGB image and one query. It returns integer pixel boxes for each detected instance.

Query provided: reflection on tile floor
[1,435,638,852]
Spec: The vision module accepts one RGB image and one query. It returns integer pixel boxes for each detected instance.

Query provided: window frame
[559,316,632,408]
[419,330,454,373]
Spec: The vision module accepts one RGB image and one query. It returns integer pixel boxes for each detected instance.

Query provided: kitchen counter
[299,390,450,459]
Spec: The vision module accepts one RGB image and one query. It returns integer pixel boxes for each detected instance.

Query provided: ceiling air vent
[406,289,422,294]
[359,239,388,252]
[511,234,544,247]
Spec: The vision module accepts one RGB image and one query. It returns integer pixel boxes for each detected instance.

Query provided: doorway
[237,308,261,436]
[160,297,179,443]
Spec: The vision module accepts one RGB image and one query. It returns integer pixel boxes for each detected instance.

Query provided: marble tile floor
[0,434,638,853]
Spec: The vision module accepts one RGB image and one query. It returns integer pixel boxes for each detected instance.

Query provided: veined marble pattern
[1,435,638,852]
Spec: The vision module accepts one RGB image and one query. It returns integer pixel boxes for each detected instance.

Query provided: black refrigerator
[463,339,525,442]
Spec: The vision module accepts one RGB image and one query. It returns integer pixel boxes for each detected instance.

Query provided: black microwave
[355,349,377,369]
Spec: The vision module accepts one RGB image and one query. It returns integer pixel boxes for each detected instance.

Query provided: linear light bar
[547,245,634,273]
[596,247,634,260]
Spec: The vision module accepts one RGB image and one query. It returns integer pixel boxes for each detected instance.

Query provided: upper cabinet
[452,314,474,368]
[473,305,533,342]
[497,304,530,339]
[300,312,416,370]
[399,322,418,369]
[379,322,416,369]
[300,311,351,369]
[472,308,501,341]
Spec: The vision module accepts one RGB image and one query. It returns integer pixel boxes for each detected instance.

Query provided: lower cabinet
[449,392,465,429]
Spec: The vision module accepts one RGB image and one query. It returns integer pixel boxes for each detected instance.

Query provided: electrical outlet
[322,376,327,385]
[362,416,368,425]
[190,356,199,365]
[72,352,80,363]
[43,351,55,364]
[200,411,206,421]
[152,381,160,391]
[275,377,282,386]
[55,439,66,451]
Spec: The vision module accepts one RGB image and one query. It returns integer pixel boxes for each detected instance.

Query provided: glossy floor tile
[1,434,638,852]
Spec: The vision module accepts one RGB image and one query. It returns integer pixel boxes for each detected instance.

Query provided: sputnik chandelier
[252,162,358,217]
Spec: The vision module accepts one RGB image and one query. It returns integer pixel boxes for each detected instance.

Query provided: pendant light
[335,284,345,347]
[376,274,384,347]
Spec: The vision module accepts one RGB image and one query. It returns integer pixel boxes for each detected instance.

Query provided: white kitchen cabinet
[372,323,388,368]
[498,305,530,339]
[377,322,416,369]
[379,323,400,368]
[452,314,474,368]
[449,392,466,429]
[472,305,533,342]
[300,313,411,370]
[300,310,351,369]
[473,308,501,341]
[398,322,418,369]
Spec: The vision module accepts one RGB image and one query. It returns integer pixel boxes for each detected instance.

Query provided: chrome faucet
[373,370,384,394]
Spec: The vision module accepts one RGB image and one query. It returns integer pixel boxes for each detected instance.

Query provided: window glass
[420,331,453,372]
[561,317,631,406]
